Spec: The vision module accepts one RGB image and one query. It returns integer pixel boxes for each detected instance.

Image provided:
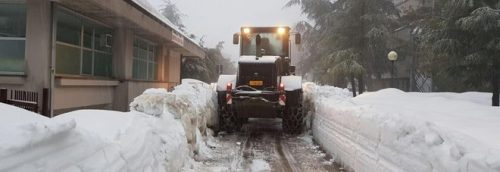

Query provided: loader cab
[232,27,301,90]
[233,27,300,57]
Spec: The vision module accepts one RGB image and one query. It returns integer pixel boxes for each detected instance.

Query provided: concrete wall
[53,86,114,110]
[113,28,134,80]
[52,78,119,114]
[168,50,181,84]
[112,27,133,111]
[25,0,52,91]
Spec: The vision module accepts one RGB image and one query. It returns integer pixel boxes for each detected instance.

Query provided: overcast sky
[148,0,306,59]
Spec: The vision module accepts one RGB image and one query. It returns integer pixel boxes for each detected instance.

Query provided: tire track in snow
[200,118,341,171]
[276,133,301,172]
[240,119,300,172]
[229,130,251,171]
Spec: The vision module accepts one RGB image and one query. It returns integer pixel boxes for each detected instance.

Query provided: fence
[0,88,49,117]
[369,78,410,91]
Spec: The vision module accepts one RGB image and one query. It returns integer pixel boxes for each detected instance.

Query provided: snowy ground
[0,79,216,172]
[1,78,337,172]
[185,118,341,172]
[304,82,500,172]
[2,79,499,172]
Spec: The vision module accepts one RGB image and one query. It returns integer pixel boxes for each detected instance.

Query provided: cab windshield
[241,33,285,56]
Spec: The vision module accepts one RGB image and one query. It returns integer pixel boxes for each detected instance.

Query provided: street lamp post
[388,51,398,88]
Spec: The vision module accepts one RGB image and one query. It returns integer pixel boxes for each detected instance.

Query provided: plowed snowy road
[190,119,342,172]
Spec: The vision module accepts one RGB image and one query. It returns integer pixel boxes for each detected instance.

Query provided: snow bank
[130,79,218,163]
[0,79,217,172]
[305,83,500,172]
[408,92,492,106]
[0,104,188,172]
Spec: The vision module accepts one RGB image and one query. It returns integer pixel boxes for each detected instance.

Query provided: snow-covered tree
[329,49,365,97]
[160,0,186,32]
[425,0,500,106]
[181,42,236,83]
[288,0,399,92]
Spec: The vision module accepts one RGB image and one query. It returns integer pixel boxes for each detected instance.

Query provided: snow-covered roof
[129,0,201,47]
[238,56,279,64]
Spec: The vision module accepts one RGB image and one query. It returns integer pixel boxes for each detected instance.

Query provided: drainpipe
[49,2,57,117]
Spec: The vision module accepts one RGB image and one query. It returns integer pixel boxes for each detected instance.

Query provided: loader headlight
[277,27,286,35]
[243,28,251,34]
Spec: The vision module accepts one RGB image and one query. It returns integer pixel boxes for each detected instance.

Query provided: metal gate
[0,88,50,117]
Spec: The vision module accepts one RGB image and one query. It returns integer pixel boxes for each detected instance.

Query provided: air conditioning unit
[99,34,112,48]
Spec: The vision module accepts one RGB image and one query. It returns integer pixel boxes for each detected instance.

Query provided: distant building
[0,0,206,115]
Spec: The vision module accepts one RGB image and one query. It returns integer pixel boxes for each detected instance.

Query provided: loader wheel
[283,106,304,134]
[283,91,304,134]
[220,105,241,132]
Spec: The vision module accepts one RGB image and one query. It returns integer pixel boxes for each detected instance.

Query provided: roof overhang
[52,0,206,58]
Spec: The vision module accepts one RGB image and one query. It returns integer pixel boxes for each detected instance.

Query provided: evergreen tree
[329,49,365,97]
[160,0,186,32]
[425,0,500,106]
[181,42,236,83]
[288,0,399,92]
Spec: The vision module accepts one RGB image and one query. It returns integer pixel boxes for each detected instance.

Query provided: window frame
[132,37,158,81]
[54,7,113,78]
[241,33,286,56]
[0,2,27,75]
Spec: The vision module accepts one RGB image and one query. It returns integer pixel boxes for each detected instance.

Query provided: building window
[133,38,158,80]
[55,8,113,77]
[0,3,26,74]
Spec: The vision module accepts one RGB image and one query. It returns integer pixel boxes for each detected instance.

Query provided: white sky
[147,0,306,59]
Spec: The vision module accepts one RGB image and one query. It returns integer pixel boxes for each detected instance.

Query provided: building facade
[0,0,206,115]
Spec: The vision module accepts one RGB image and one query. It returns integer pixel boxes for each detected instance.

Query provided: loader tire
[283,106,304,134]
[220,105,241,132]
[283,90,304,134]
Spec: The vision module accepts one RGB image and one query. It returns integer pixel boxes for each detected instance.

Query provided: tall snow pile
[0,104,185,171]
[130,79,218,161]
[304,82,500,172]
[0,79,217,172]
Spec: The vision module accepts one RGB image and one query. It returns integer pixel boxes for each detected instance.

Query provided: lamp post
[388,51,398,88]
